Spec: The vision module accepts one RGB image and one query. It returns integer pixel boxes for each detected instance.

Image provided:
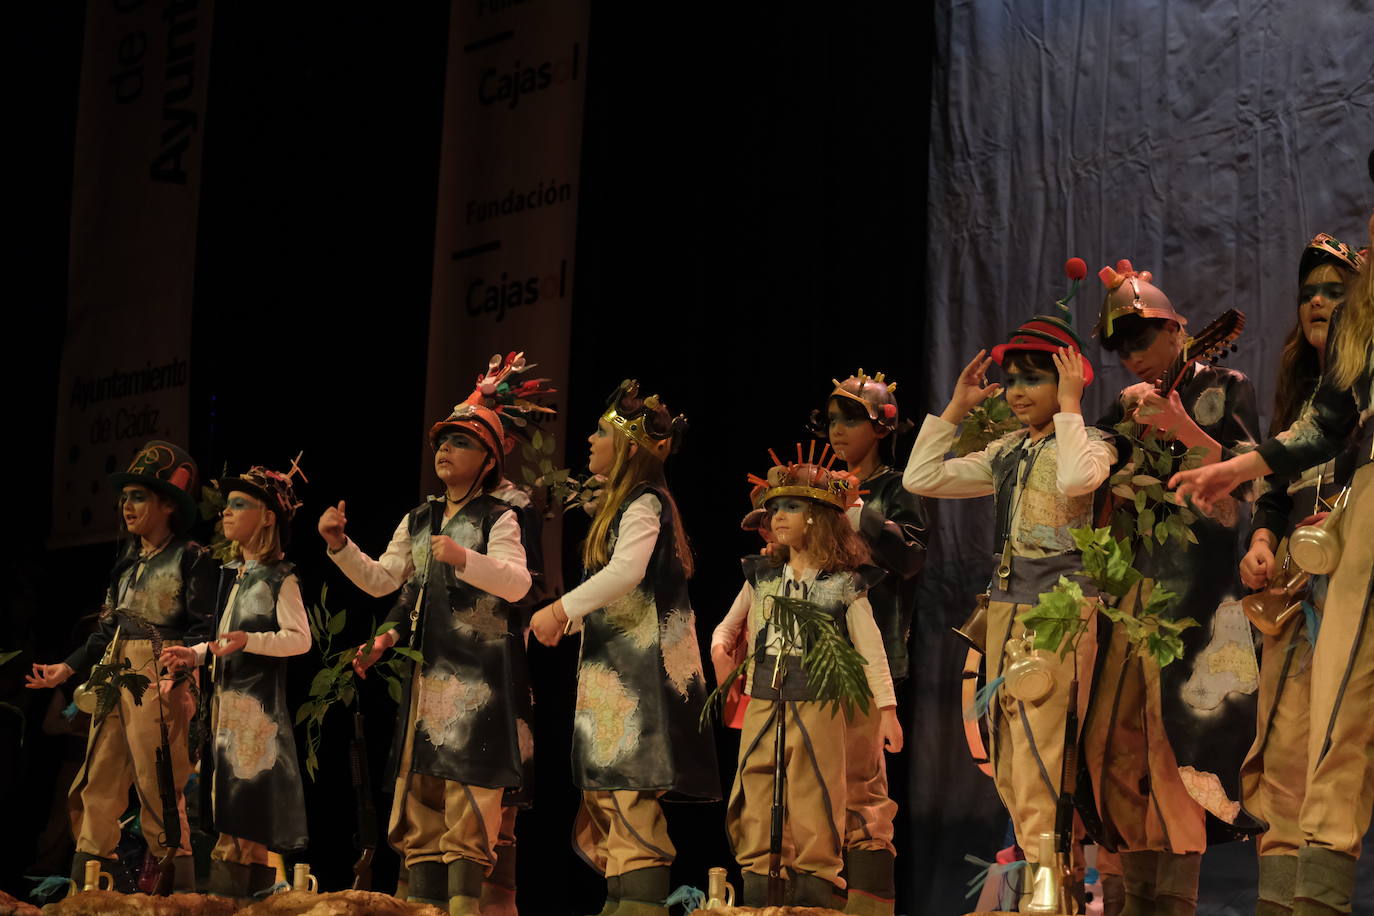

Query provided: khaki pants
[211,833,272,866]
[985,600,1096,863]
[1297,462,1374,856]
[573,790,675,878]
[1241,610,1313,857]
[842,705,896,855]
[69,639,194,861]
[1082,608,1207,854]
[728,697,848,888]
[386,672,504,871]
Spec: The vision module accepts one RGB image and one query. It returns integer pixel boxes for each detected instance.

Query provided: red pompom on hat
[989,257,1095,385]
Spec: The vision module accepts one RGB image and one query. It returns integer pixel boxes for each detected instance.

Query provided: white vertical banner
[425,0,591,592]
[51,0,214,546]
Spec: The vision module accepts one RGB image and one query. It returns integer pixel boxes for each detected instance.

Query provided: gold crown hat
[1093,259,1188,340]
[746,442,863,513]
[463,351,558,454]
[825,369,900,432]
[218,452,307,547]
[1299,232,1366,284]
[602,379,687,461]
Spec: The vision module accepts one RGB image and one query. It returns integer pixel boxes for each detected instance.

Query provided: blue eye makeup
[226,496,261,512]
[1003,372,1049,390]
[1298,283,1345,305]
[437,432,482,451]
[118,490,149,506]
[766,498,808,515]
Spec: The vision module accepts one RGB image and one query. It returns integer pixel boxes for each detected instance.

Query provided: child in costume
[26,440,216,892]
[162,461,311,899]
[529,380,718,916]
[320,352,554,914]
[1081,260,1261,916]
[712,449,902,909]
[815,371,927,915]
[1175,162,1374,915]
[1237,234,1365,916]
[903,282,1115,908]
[338,393,534,915]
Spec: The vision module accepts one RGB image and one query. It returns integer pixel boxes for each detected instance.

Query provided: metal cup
[292,862,318,893]
[705,867,735,909]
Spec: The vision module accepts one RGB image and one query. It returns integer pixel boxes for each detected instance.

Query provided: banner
[424,0,591,592]
[51,0,214,546]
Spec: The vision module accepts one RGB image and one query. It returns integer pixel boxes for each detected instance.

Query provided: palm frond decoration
[702,592,873,728]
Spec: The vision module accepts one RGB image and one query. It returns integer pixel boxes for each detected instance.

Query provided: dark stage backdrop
[925,1,1374,913]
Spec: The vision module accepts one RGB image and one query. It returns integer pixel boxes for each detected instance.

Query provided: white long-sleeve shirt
[710,565,897,709]
[561,493,662,621]
[903,412,1114,498]
[330,506,531,605]
[189,568,311,664]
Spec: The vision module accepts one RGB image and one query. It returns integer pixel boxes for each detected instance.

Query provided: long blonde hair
[583,428,694,577]
[1330,256,1374,390]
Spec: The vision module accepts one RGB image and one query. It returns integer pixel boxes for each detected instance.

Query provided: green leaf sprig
[953,396,1022,457]
[701,593,873,727]
[1108,420,1207,555]
[295,584,420,781]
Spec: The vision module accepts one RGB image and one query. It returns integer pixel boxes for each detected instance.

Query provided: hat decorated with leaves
[218,453,306,548]
[109,440,201,535]
[1094,258,1187,340]
[1299,232,1365,285]
[464,351,558,453]
[991,257,1096,385]
[602,379,687,461]
[747,442,862,513]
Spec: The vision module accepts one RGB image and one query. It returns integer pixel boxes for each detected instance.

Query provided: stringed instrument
[1153,308,1246,397]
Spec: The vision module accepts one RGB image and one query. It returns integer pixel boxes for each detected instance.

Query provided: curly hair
[765,502,870,573]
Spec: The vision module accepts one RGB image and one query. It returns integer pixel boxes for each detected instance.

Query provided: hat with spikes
[747,442,862,513]
[462,351,558,454]
[602,379,686,461]
[826,369,900,431]
[991,257,1096,385]
[219,452,307,547]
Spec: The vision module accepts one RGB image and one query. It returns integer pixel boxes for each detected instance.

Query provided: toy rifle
[767,658,787,907]
[152,637,182,896]
[350,709,377,890]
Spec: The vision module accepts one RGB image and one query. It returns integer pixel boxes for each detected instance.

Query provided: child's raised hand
[1051,347,1085,413]
[941,350,1001,423]
[209,631,249,657]
[318,500,348,551]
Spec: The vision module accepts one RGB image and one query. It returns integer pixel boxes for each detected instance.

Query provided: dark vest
[573,484,720,801]
[386,495,533,794]
[210,560,309,853]
[855,469,927,682]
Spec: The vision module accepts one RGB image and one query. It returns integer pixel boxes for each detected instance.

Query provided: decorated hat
[602,379,686,461]
[463,351,558,454]
[219,453,306,548]
[740,482,769,532]
[747,442,861,513]
[429,397,507,491]
[1299,232,1365,285]
[109,440,200,535]
[1094,259,1187,340]
[827,369,899,430]
[990,257,1096,385]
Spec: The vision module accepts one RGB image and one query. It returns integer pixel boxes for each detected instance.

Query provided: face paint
[1114,324,1163,357]
[226,495,262,512]
[118,489,150,506]
[435,431,484,452]
[1002,370,1052,391]
[766,497,809,516]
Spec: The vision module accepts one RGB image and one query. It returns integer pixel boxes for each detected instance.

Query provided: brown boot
[205,859,252,902]
[615,866,669,916]
[1292,846,1357,915]
[1101,873,1125,916]
[844,849,896,915]
[1154,852,1200,916]
[1119,850,1159,916]
[407,860,448,905]
[1257,854,1297,916]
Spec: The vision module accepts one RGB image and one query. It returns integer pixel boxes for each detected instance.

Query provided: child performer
[1174,169,1374,916]
[320,352,554,914]
[341,396,534,915]
[1083,261,1260,916]
[26,440,216,892]
[530,380,718,916]
[1238,234,1365,916]
[815,371,927,915]
[712,449,902,909]
[903,292,1115,908]
[162,462,311,900]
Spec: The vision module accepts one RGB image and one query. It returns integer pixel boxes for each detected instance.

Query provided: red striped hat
[989,257,1095,386]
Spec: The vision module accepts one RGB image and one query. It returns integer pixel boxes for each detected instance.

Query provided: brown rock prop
[0,887,42,916]
[41,891,237,916]
[235,890,445,916]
